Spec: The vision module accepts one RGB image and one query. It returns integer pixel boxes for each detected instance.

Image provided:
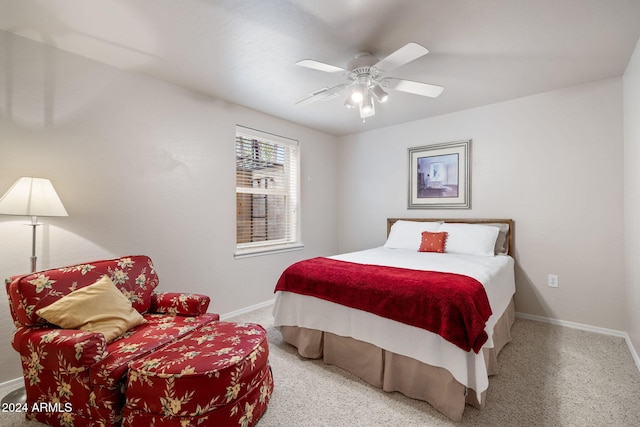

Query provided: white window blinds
[235,126,301,257]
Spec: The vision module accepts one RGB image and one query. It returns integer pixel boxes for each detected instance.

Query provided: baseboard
[220,298,275,320]
[515,311,640,372]
[0,377,23,396]
[625,334,640,373]
[515,311,627,337]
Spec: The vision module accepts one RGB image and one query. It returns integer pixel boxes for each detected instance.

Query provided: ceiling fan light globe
[372,85,389,103]
[350,83,366,103]
[344,96,358,109]
[359,105,375,119]
[351,91,363,103]
[361,105,374,115]
[359,94,375,118]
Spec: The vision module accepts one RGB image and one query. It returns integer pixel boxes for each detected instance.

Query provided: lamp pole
[29,216,40,272]
[0,177,69,405]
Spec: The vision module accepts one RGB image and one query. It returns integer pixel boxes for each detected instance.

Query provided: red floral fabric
[13,313,220,427]
[90,313,220,389]
[7,256,159,326]
[4,256,225,427]
[12,326,107,369]
[123,322,273,427]
[150,292,211,316]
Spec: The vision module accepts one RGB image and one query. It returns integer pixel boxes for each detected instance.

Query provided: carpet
[2,305,640,426]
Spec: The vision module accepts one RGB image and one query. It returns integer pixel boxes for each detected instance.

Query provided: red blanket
[275,257,492,353]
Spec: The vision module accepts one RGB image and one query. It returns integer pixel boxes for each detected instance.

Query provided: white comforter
[273,247,516,396]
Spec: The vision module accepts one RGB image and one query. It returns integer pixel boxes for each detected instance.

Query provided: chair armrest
[12,326,107,373]
[149,292,211,316]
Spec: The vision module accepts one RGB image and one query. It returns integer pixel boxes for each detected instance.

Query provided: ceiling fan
[295,42,443,121]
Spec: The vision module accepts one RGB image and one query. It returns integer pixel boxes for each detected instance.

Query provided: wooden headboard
[387,218,514,256]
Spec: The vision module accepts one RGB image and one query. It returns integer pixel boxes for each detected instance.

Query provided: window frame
[234,125,303,258]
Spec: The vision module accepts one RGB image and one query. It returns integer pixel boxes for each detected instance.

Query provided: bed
[272,218,515,421]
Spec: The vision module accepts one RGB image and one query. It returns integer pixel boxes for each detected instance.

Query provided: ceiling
[1,0,640,136]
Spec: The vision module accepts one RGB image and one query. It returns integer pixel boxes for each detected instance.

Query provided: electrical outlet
[548,274,559,288]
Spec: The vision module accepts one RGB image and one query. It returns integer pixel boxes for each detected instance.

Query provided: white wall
[0,32,339,382]
[624,37,640,356]
[0,28,634,386]
[337,78,625,331]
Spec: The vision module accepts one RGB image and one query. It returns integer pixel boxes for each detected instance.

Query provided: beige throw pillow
[36,275,146,342]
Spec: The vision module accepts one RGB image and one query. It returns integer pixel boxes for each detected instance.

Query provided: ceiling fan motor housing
[347,53,385,90]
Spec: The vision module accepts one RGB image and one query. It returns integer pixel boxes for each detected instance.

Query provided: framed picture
[408,140,471,209]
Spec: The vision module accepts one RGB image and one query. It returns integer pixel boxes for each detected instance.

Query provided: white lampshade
[359,92,375,119]
[372,85,389,103]
[0,177,68,217]
[350,83,365,103]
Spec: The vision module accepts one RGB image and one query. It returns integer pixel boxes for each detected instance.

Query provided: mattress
[273,246,516,397]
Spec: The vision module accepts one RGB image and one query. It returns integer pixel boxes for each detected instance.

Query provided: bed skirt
[278,298,515,421]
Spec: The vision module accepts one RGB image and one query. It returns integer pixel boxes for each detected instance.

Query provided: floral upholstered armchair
[5,255,219,427]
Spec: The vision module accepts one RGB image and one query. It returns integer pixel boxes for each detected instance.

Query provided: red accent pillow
[419,231,448,253]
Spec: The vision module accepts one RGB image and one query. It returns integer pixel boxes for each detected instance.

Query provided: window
[235,126,302,257]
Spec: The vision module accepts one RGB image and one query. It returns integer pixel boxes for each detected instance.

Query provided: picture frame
[408,140,471,209]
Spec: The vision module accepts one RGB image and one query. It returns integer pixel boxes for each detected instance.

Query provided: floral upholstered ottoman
[122,321,273,427]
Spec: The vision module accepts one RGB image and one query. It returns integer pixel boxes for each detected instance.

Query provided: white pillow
[484,223,510,255]
[385,220,442,250]
[438,223,500,256]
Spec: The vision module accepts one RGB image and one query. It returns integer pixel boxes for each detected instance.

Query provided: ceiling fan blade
[295,84,348,105]
[373,42,429,73]
[295,92,326,105]
[385,78,444,98]
[296,59,347,73]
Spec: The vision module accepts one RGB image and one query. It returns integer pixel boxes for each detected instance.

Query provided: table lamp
[0,177,68,272]
[0,177,68,405]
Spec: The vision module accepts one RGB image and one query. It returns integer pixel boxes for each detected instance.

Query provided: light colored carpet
[2,305,640,426]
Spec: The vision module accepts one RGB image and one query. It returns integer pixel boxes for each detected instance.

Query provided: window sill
[234,243,304,259]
